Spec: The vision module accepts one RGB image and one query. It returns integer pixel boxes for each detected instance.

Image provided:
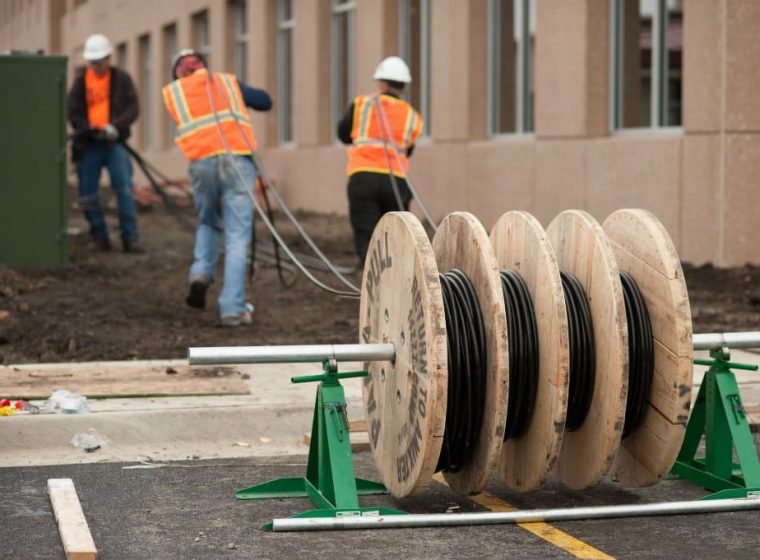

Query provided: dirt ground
[1,191,759,365]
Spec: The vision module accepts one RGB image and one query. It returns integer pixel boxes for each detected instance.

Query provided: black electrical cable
[620,271,654,438]
[561,271,596,432]
[254,175,298,288]
[436,269,487,473]
[500,269,540,440]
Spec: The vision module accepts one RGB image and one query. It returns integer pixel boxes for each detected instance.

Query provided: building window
[331,0,356,137]
[192,10,210,66]
[487,0,535,136]
[611,0,683,129]
[115,42,128,70]
[138,34,153,150]
[229,0,248,81]
[277,0,295,144]
[162,23,178,148]
[399,0,431,136]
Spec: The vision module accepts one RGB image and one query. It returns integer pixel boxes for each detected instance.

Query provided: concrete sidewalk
[1,359,366,467]
[2,349,759,468]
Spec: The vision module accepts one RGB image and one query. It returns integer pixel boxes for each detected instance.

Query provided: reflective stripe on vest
[162,69,257,161]
[346,94,423,178]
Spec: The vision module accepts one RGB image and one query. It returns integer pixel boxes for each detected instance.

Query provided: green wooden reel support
[235,359,407,530]
[671,346,760,499]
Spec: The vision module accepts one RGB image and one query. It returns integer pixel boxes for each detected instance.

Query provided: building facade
[2,0,758,266]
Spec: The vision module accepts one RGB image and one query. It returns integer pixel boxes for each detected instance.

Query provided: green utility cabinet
[0,54,68,267]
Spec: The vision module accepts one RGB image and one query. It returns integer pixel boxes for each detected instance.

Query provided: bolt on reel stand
[231,355,406,530]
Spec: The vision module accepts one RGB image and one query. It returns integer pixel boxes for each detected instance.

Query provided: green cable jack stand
[671,346,760,500]
[235,359,407,530]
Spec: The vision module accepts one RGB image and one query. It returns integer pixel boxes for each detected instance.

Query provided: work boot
[122,239,146,254]
[94,236,112,252]
[219,303,254,328]
[186,276,209,309]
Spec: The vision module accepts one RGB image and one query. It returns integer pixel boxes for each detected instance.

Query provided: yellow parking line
[433,474,614,560]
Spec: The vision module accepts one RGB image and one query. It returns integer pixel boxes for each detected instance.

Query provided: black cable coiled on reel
[500,269,540,440]
[436,269,487,473]
[561,271,596,432]
[620,271,654,438]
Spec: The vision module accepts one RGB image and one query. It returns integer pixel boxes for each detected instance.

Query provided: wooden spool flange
[359,211,448,498]
[547,210,628,490]
[490,211,570,492]
[431,212,509,495]
[603,209,693,487]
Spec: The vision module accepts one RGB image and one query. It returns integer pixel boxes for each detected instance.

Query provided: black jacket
[67,66,139,161]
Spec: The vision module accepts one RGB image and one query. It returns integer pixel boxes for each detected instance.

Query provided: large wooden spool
[431,212,509,495]
[547,210,628,490]
[490,211,570,491]
[603,209,693,487]
[359,212,448,497]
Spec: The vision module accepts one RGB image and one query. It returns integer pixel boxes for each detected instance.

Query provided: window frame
[230,0,248,82]
[486,0,535,138]
[277,0,295,145]
[609,0,683,131]
[138,33,153,150]
[399,0,432,138]
[330,0,356,141]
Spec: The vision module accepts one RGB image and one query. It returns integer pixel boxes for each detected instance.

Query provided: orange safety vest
[162,69,257,161]
[347,94,423,178]
[85,67,111,128]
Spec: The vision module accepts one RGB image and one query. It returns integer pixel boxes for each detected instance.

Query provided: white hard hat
[83,34,113,61]
[373,56,412,84]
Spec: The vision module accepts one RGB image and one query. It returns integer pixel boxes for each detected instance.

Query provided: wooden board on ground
[432,212,509,495]
[604,209,693,487]
[547,210,628,490]
[491,211,570,492]
[359,212,448,498]
[746,404,760,431]
[0,364,249,399]
[48,478,97,560]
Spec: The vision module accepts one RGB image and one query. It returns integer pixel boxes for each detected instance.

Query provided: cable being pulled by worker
[162,49,272,328]
[336,56,436,267]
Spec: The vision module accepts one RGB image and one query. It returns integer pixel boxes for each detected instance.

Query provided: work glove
[103,123,119,141]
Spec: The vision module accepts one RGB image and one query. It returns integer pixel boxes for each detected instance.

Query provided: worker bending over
[68,33,144,253]
[162,49,271,327]
[337,56,423,265]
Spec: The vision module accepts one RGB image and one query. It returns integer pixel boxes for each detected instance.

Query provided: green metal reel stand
[671,346,760,499]
[235,359,406,530]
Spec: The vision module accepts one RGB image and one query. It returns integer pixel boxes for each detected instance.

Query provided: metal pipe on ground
[271,497,760,532]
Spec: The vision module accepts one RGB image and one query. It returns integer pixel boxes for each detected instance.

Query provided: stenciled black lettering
[370,418,381,448]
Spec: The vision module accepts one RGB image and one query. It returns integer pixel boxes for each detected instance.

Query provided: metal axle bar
[271,497,760,532]
[693,332,760,351]
[188,343,395,366]
[189,331,760,366]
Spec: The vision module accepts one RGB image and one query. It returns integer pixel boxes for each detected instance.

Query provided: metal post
[271,496,760,532]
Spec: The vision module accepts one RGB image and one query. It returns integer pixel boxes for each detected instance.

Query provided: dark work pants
[347,171,412,265]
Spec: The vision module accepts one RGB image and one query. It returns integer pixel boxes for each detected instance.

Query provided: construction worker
[337,56,424,265]
[67,33,144,253]
[162,49,271,328]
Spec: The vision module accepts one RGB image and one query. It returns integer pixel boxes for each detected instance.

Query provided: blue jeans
[77,141,139,241]
[188,155,255,318]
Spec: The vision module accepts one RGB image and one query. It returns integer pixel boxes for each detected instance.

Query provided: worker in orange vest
[67,33,144,253]
[337,56,424,265]
[162,49,271,327]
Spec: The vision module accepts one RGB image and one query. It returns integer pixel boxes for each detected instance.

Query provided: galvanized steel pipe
[693,332,760,351]
[188,343,396,365]
[188,332,760,366]
[271,497,760,532]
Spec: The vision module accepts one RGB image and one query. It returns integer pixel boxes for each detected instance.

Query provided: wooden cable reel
[490,211,570,492]
[547,210,628,490]
[360,208,692,499]
[603,209,693,487]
